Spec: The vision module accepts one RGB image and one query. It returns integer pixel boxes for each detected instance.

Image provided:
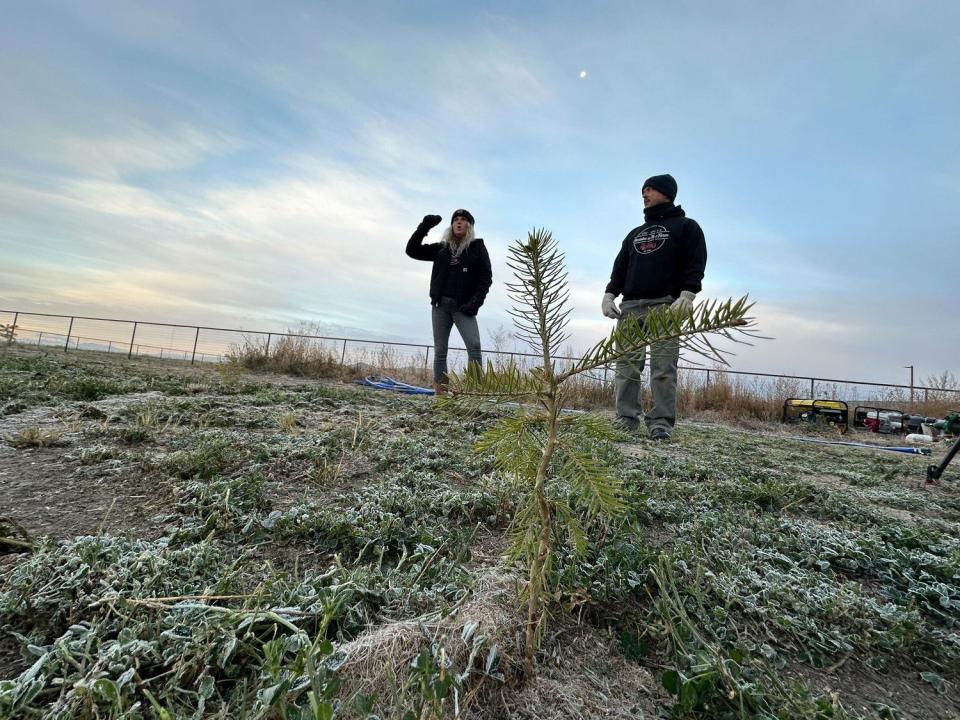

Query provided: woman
[405,209,492,394]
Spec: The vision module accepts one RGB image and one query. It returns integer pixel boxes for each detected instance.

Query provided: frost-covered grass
[1,349,958,718]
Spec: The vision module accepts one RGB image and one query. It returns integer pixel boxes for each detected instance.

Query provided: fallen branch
[0,516,33,553]
[0,535,33,552]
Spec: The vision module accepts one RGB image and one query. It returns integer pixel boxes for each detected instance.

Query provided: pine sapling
[445,228,756,678]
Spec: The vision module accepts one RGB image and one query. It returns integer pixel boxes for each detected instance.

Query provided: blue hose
[354,376,434,395]
[790,436,932,455]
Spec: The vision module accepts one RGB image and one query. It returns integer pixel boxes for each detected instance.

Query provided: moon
[579,70,587,79]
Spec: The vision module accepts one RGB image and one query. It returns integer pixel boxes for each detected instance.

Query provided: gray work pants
[615,297,679,433]
[431,296,482,382]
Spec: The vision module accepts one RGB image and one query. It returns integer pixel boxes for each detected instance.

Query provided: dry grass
[5,425,63,448]
[333,568,662,719]
[495,626,662,720]
[277,412,299,433]
[229,331,343,379]
[228,329,959,424]
[335,571,524,718]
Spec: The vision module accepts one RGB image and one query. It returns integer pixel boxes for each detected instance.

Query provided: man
[406,209,492,395]
[602,174,707,440]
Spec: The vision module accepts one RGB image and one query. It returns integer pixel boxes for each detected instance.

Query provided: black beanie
[642,174,678,202]
[451,208,475,225]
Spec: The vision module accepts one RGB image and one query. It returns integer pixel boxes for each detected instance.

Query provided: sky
[2,0,959,386]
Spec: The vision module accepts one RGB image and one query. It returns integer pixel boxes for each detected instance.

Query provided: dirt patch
[0,631,25,681]
[0,394,183,541]
[619,441,652,461]
[469,527,510,570]
[499,624,666,719]
[0,444,177,540]
[261,453,374,512]
[788,659,960,720]
[250,538,335,578]
[333,571,666,718]
[804,472,956,524]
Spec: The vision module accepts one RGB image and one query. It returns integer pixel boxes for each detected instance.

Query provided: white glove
[602,292,621,319]
[670,290,696,313]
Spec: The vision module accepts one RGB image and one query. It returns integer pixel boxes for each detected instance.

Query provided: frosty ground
[0,348,958,719]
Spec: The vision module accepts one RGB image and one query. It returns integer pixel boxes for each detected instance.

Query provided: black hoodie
[405,221,493,312]
[604,203,706,300]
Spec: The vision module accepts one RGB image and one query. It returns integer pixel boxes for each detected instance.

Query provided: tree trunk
[524,393,558,678]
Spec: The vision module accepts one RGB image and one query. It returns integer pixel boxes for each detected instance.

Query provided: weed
[120,427,153,445]
[131,401,180,434]
[278,412,300,433]
[162,434,239,480]
[5,426,63,448]
[0,535,352,718]
[57,374,127,401]
[215,360,248,384]
[65,445,124,465]
[173,472,272,540]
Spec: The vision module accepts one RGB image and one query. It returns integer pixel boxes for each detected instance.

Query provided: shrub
[228,325,342,379]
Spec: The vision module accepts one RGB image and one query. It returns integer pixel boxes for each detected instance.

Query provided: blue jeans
[431,296,482,382]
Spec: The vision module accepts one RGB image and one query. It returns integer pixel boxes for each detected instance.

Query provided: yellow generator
[782,398,849,434]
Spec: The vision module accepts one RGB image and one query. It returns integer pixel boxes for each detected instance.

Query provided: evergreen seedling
[444,228,755,677]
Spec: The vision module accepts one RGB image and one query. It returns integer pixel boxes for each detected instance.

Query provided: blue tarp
[354,376,434,395]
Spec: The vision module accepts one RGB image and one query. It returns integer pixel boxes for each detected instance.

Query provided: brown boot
[432,382,447,396]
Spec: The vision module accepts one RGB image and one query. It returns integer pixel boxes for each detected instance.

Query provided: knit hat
[642,174,678,202]
[451,208,475,225]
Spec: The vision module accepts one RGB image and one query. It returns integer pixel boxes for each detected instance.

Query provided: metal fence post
[265,333,272,357]
[37,332,43,347]
[64,316,74,352]
[191,327,200,365]
[340,339,347,368]
[128,322,138,359]
[107,341,112,353]
[706,369,711,390]
[424,346,430,369]
[810,378,815,397]
[8,312,17,344]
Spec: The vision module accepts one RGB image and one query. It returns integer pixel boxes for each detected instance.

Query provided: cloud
[432,51,554,130]
[3,2,959,387]
[59,180,188,222]
[46,123,239,179]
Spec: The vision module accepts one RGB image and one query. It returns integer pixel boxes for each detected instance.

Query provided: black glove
[420,214,443,230]
[459,301,479,317]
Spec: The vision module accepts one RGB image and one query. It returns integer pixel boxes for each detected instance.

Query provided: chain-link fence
[1,309,958,407]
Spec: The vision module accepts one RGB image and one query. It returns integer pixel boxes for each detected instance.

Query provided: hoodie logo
[633,225,669,254]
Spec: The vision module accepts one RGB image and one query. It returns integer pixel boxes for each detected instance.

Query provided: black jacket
[405,222,493,312]
[605,203,706,300]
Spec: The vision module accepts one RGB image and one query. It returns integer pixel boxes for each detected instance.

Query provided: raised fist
[421,214,443,229]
